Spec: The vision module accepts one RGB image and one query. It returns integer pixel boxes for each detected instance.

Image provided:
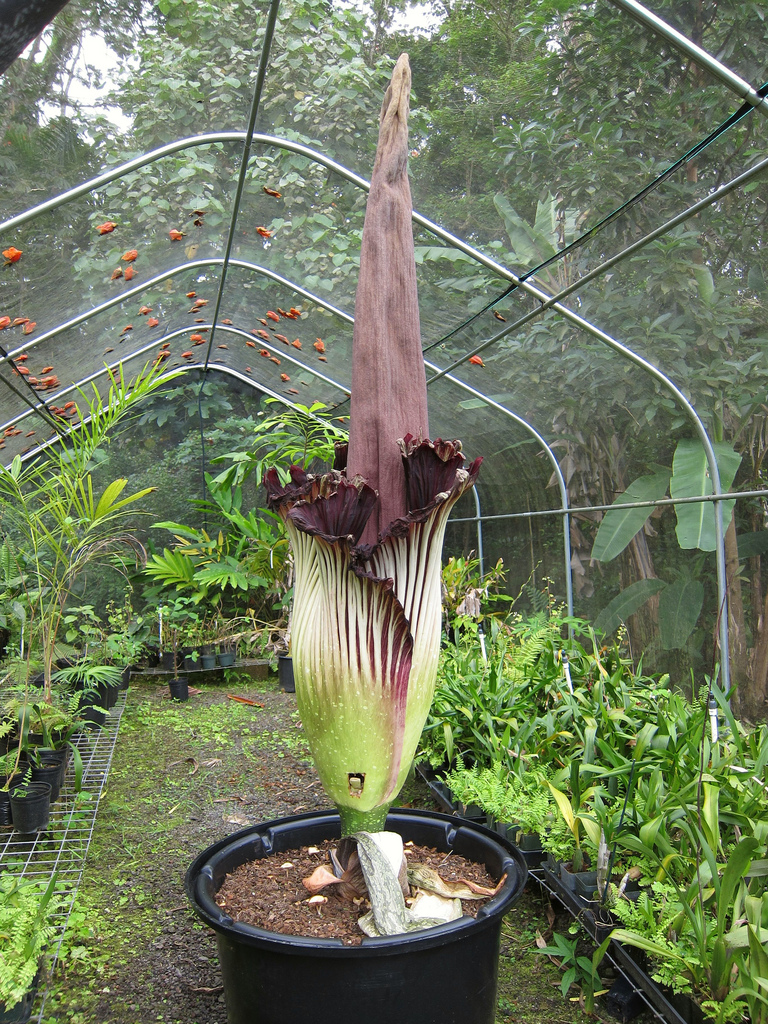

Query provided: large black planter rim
[187,806,527,956]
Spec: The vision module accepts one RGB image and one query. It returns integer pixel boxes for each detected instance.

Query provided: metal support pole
[607,0,768,115]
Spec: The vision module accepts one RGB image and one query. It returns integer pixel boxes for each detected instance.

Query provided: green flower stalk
[265,54,481,836]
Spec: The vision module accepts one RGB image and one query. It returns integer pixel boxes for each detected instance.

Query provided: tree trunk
[724,514,749,715]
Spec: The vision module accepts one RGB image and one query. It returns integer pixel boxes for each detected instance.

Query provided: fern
[0,874,62,1010]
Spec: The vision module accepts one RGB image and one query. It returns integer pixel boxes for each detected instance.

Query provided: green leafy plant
[0,363,178,700]
[536,930,611,1014]
[0,873,62,1011]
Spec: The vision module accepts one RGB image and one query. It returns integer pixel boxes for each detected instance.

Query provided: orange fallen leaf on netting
[169,229,185,241]
[280,373,290,381]
[492,310,506,322]
[269,356,280,365]
[15,353,27,361]
[313,339,325,353]
[186,291,196,298]
[258,318,268,326]
[41,366,53,373]
[246,340,256,348]
[111,267,123,280]
[222,318,233,325]
[124,265,135,281]
[291,339,302,349]
[120,325,133,335]
[253,329,270,341]
[274,333,289,344]
[259,349,269,357]
[193,338,206,346]
[0,317,11,329]
[256,226,272,238]
[182,351,193,358]
[287,387,298,394]
[121,249,138,262]
[190,333,204,343]
[217,344,228,349]
[22,322,36,335]
[226,694,264,707]
[139,305,152,315]
[147,317,159,328]
[193,298,208,307]
[96,221,117,234]
[266,310,280,322]
[25,431,35,437]
[16,366,29,375]
[103,347,113,354]
[262,186,281,198]
[3,247,22,264]
[289,307,302,318]
[12,318,29,327]
[468,354,484,366]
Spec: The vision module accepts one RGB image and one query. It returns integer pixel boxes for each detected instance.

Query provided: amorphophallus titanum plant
[265,53,481,837]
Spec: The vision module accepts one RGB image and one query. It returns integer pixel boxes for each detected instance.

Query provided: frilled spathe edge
[263,437,482,572]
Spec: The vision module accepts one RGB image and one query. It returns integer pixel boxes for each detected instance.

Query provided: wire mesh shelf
[0,689,127,1021]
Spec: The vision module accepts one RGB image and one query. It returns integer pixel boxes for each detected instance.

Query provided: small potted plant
[214,616,239,668]
[158,597,194,687]
[0,873,62,1019]
[103,593,147,687]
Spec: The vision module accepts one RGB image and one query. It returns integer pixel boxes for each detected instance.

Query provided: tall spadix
[265,54,481,835]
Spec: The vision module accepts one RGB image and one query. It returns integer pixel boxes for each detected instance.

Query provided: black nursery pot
[187,807,528,1024]
[169,677,189,702]
[30,761,63,804]
[77,691,106,731]
[277,654,295,693]
[9,782,51,833]
[0,769,29,827]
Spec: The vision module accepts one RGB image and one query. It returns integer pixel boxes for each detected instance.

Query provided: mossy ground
[39,675,623,1024]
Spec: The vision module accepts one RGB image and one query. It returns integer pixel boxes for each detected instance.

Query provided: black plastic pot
[9,782,51,833]
[0,986,36,1023]
[77,691,106,731]
[218,643,236,667]
[29,761,63,804]
[169,677,189,702]
[100,680,119,710]
[0,770,29,827]
[277,654,295,693]
[0,788,11,826]
[201,654,217,670]
[187,807,528,1024]
[559,860,596,895]
[161,650,176,672]
[37,746,68,780]
[120,666,131,689]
